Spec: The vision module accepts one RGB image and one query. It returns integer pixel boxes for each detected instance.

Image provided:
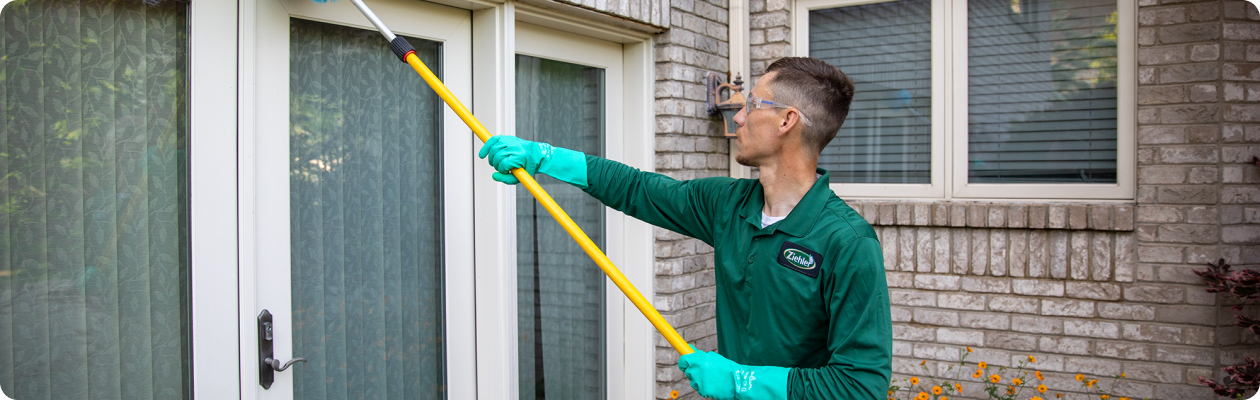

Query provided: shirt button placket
[747,255,754,263]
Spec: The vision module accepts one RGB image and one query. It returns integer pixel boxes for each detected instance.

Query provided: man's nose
[734,108,747,127]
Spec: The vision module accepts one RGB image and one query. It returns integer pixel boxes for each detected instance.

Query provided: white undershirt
[760,213,787,228]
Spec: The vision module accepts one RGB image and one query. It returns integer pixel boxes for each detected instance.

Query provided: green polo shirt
[582,156,892,400]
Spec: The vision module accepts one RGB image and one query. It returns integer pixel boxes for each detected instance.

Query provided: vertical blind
[289,19,446,399]
[810,0,933,184]
[515,54,607,400]
[0,0,191,399]
[968,0,1118,183]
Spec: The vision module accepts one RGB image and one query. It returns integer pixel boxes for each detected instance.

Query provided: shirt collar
[739,168,833,237]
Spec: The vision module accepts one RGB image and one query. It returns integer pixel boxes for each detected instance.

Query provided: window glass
[968,0,1118,183]
[289,19,446,399]
[0,0,191,398]
[810,0,933,184]
[515,54,607,400]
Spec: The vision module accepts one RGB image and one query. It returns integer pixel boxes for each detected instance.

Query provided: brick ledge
[844,201,1136,232]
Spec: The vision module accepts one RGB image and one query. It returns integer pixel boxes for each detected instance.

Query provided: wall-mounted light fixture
[705,72,745,137]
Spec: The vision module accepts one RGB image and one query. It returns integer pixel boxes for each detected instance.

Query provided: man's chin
[734,154,758,167]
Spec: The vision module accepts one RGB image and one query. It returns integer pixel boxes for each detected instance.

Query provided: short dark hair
[764,57,855,154]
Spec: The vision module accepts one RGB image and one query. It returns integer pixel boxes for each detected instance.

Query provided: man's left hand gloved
[677,346,790,400]
[477,135,588,188]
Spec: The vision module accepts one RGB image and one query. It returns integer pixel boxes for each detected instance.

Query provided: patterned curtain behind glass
[0,0,191,399]
[289,19,445,400]
[810,0,933,184]
[515,54,606,400]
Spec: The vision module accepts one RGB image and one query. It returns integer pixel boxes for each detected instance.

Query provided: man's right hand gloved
[477,136,588,188]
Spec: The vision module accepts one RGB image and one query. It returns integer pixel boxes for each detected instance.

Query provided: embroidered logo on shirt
[777,241,822,278]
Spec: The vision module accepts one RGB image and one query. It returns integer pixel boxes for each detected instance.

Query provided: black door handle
[258,309,307,389]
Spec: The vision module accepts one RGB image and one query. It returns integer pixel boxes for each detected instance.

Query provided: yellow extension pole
[403,52,695,357]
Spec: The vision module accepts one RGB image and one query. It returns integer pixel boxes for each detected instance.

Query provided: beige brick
[960,312,1010,330]
[933,228,951,274]
[971,230,989,275]
[1184,327,1215,346]
[893,325,936,341]
[1013,279,1066,297]
[1115,206,1134,231]
[989,295,1040,314]
[881,226,899,270]
[1125,362,1185,383]
[968,204,987,227]
[1155,305,1217,325]
[987,332,1039,351]
[1011,315,1063,334]
[1050,231,1069,278]
[1124,285,1186,304]
[916,227,933,272]
[913,343,962,362]
[1065,320,1121,339]
[1010,230,1028,278]
[950,204,966,227]
[933,204,949,226]
[898,227,915,271]
[1123,323,1184,344]
[937,328,985,346]
[939,293,987,310]
[1070,231,1090,280]
[1029,205,1048,229]
[1042,299,1096,317]
[914,203,931,226]
[1040,337,1091,355]
[915,274,961,291]
[1099,303,1156,321]
[890,289,936,307]
[886,272,914,288]
[1091,234,1113,281]
[1065,357,1121,377]
[961,276,1011,294]
[990,232,1008,276]
[913,309,960,327]
[1049,205,1068,229]
[891,306,912,322]
[1089,205,1113,230]
[1115,233,1135,282]
[1155,345,1215,366]
[1069,205,1089,230]
[1094,341,1152,360]
[952,228,970,275]
[1066,282,1122,301]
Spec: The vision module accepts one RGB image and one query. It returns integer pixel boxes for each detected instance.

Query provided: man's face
[732,72,783,167]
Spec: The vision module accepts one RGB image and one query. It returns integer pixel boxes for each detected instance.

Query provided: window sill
[843,200,1136,232]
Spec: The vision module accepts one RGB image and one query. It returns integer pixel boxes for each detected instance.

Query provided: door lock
[258,309,307,389]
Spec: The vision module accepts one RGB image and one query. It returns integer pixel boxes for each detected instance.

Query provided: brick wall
[694,0,1258,399]
[651,0,732,397]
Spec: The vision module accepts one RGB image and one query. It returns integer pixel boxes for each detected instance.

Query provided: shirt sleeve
[581,155,739,246]
[788,236,893,400]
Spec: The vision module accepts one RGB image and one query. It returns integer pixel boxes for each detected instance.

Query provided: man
[480,57,892,399]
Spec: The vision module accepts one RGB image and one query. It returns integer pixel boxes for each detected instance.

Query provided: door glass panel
[810,0,932,184]
[0,1,191,399]
[515,54,606,400]
[289,19,445,399]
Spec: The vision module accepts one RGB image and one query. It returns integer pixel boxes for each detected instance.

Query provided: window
[795,0,1134,200]
[0,0,191,398]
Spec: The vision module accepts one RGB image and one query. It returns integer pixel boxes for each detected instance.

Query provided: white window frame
[472,4,657,399]
[792,0,1135,201]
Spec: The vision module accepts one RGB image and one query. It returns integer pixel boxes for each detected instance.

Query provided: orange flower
[1037,384,1048,393]
[966,347,973,352]
[1032,397,1043,400]
[1087,379,1098,388]
[1007,386,1016,395]
[991,374,1002,383]
[1101,395,1110,400]
[910,377,920,386]
[920,360,927,366]
[973,370,983,379]
[955,383,963,393]
[1028,356,1037,363]
[941,397,949,400]
[1120,398,1130,400]
[1036,371,1044,381]
[670,390,679,399]
[1075,374,1085,381]
[1120,373,1126,378]
[932,386,943,395]
[979,361,988,369]
[889,390,895,396]
[1057,394,1063,398]
[1013,378,1023,385]
[916,391,929,400]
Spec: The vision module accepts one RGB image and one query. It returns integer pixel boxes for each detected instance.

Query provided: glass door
[512,21,626,400]
[247,0,474,399]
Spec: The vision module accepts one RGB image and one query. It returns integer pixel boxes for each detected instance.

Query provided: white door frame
[471,3,656,399]
[237,0,475,398]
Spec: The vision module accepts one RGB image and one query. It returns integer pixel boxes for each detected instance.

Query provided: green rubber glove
[677,346,790,400]
[477,135,588,188]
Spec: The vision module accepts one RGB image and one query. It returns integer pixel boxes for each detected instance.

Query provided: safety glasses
[744,95,813,127]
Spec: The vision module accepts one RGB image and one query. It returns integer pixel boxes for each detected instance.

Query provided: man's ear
[776,110,803,137]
